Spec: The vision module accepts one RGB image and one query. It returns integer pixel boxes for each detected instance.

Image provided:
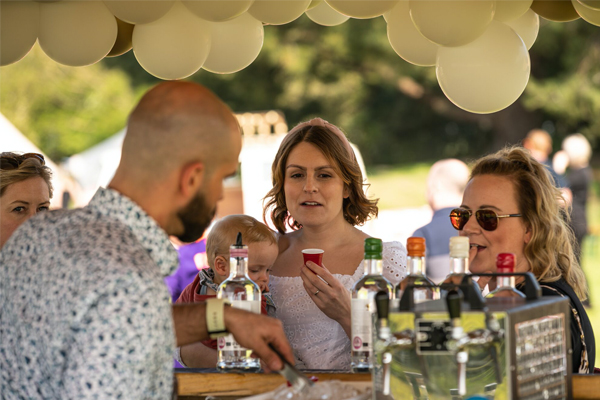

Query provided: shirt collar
[88,187,179,277]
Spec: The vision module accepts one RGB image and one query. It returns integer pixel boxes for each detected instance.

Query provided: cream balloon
[409,0,496,47]
[505,9,539,49]
[494,0,532,22]
[133,2,211,80]
[577,0,600,10]
[306,1,350,26]
[530,0,579,22]
[573,0,600,25]
[103,1,174,24]
[203,13,263,74]
[385,1,438,66]
[307,0,323,10]
[248,0,311,25]
[39,2,117,67]
[107,18,134,58]
[0,1,39,66]
[436,21,530,114]
[326,0,399,19]
[182,0,253,22]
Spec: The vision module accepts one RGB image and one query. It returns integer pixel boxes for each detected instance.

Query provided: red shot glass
[301,249,324,267]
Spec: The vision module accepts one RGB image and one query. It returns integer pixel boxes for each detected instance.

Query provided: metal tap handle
[375,290,390,320]
[456,350,468,396]
[446,289,462,320]
[382,352,392,396]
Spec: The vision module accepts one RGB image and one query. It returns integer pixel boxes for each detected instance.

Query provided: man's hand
[224,307,293,372]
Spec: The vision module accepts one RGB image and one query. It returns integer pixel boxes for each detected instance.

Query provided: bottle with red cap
[485,253,527,299]
[395,237,439,303]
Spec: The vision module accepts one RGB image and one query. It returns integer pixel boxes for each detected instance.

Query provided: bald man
[412,159,470,283]
[0,82,292,399]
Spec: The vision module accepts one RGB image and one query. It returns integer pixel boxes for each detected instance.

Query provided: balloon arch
[2,0,600,114]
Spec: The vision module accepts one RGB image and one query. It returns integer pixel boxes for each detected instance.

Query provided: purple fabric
[164,239,207,304]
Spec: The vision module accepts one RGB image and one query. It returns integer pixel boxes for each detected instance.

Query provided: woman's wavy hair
[470,146,588,300]
[263,120,378,234]
[0,152,53,199]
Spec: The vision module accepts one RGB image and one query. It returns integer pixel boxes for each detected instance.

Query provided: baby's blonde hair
[206,214,277,268]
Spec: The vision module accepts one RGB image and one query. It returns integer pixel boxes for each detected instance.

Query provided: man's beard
[176,189,216,243]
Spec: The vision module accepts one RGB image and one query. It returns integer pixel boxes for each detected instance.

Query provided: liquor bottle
[351,238,393,372]
[216,232,262,372]
[446,236,469,285]
[485,253,526,299]
[395,237,439,303]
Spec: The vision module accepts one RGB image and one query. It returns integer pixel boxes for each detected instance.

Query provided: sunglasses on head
[0,153,45,170]
[450,208,521,231]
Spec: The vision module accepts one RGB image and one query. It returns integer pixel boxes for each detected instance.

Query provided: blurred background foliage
[1,15,599,166]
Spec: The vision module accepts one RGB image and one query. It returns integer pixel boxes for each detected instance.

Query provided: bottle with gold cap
[486,253,526,299]
[446,236,470,285]
[351,238,393,372]
[395,237,439,303]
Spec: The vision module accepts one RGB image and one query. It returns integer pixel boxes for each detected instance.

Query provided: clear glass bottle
[351,238,393,372]
[446,236,469,285]
[216,233,261,372]
[395,237,439,303]
[485,253,526,299]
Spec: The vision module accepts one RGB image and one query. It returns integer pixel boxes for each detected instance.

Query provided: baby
[174,214,278,368]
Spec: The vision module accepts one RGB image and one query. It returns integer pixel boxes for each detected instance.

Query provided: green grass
[368,164,600,355]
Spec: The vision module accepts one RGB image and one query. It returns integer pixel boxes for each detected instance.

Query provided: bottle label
[218,300,260,352]
[351,298,372,352]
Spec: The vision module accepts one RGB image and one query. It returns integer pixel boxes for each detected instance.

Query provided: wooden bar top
[175,371,600,399]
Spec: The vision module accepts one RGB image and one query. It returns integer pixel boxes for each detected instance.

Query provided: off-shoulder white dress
[268,241,407,371]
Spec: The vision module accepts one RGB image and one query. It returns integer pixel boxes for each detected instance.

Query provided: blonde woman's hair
[470,146,588,300]
[206,215,277,268]
[0,152,53,198]
[263,119,378,234]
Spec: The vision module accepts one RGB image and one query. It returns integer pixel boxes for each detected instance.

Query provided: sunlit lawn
[368,164,600,353]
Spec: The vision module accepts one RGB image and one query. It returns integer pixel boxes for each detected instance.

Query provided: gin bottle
[486,253,526,299]
[395,237,439,303]
[446,236,469,285]
[351,238,393,372]
[216,233,262,372]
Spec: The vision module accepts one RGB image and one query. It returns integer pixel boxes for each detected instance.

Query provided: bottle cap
[449,236,469,258]
[496,253,515,273]
[364,238,383,259]
[407,237,426,257]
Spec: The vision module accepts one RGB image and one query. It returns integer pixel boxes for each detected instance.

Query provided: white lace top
[269,241,407,371]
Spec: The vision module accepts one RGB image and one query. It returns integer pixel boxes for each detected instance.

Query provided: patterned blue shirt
[0,188,180,399]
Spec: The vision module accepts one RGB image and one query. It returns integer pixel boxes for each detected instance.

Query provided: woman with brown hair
[1,152,53,249]
[264,118,407,370]
[451,146,595,373]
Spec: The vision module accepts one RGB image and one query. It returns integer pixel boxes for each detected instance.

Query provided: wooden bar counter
[176,371,600,400]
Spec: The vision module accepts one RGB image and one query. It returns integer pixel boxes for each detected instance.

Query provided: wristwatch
[205,298,230,339]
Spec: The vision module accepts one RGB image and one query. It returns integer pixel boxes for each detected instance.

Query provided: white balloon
[385,1,438,66]
[0,1,39,66]
[133,2,211,80]
[577,0,600,11]
[505,9,539,50]
[203,13,263,74]
[326,0,399,19]
[248,0,311,25]
[494,0,532,22]
[409,0,496,47]
[182,0,254,22]
[103,1,174,25]
[39,1,117,67]
[436,21,530,114]
[306,1,350,26]
[573,0,600,26]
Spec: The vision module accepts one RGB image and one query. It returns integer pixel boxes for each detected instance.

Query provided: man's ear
[179,162,205,199]
[214,256,229,277]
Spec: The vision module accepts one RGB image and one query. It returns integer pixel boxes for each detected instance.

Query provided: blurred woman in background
[1,152,53,249]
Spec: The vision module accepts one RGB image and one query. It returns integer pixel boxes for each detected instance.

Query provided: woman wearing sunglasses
[450,146,595,374]
[0,152,53,249]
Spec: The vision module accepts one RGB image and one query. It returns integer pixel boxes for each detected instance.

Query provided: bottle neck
[229,256,248,278]
[498,274,515,288]
[449,256,468,275]
[363,258,383,276]
[408,255,426,276]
